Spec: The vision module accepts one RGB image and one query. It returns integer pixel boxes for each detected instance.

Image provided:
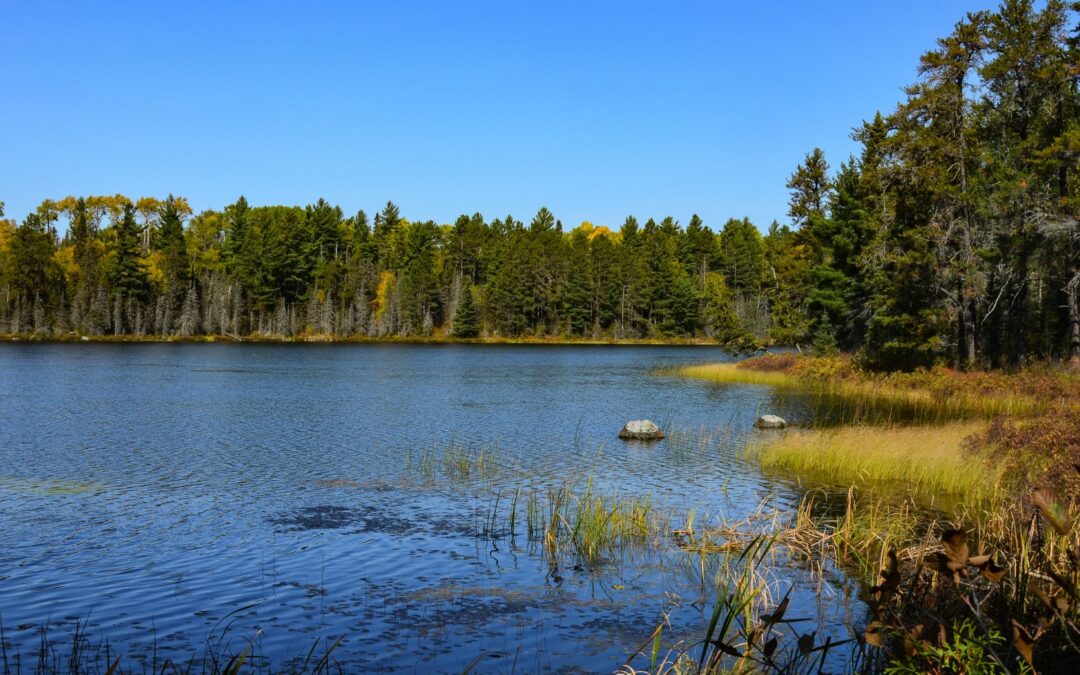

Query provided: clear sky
[1,1,993,232]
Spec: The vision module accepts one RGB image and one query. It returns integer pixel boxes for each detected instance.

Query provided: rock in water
[754,415,787,429]
[619,420,665,440]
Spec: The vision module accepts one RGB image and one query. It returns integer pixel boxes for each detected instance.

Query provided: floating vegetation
[311,478,365,488]
[269,505,414,535]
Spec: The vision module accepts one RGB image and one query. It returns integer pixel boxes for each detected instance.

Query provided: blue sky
[1,1,992,231]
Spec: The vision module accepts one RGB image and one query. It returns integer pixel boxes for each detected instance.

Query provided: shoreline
[0,332,736,347]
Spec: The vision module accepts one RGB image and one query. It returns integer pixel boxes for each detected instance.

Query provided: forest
[0,0,1077,371]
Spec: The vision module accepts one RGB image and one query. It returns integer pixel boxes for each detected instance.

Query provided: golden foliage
[144,250,167,288]
[571,221,614,243]
[53,246,78,284]
[373,270,395,320]
[588,225,612,242]
[0,219,15,254]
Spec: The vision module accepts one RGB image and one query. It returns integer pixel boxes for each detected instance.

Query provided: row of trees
[0,193,783,348]
[0,0,1076,369]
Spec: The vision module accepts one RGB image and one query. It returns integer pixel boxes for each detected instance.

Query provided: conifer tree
[111,204,150,303]
[452,283,479,337]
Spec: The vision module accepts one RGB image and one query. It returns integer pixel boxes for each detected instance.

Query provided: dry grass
[754,423,1003,502]
[678,361,1040,422]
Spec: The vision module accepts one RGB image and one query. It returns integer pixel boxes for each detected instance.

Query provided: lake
[0,344,860,672]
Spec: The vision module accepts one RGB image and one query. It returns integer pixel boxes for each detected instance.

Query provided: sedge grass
[678,362,1039,422]
[542,478,657,566]
[753,423,1002,502]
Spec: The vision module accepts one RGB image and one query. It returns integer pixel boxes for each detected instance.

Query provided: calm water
[0,344,860,672]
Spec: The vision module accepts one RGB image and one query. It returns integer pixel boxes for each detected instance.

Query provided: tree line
[0,0,1076,370]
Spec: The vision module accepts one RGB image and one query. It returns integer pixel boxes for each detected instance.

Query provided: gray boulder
[754,414,787,429]
[619,419,665,440]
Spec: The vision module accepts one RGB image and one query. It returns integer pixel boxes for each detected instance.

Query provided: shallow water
[0,343,861,672]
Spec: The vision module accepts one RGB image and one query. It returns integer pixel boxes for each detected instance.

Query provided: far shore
[0,332,739,347]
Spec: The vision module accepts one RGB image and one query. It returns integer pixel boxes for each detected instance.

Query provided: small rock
[619,419,665,440]
[754,414,787,429]
[80,336,90,342]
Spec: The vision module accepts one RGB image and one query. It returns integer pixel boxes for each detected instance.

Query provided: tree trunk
[957,276,970,369]
[1067,261,1080,368]
[1016,254,1030,370]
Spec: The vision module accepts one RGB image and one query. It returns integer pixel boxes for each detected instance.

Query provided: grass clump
[755,423,1002,502]
[405,442,500,484]
[541,479,657,567]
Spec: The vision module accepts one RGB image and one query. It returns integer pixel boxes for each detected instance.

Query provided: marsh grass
[753,423,1002,502]
[536,478,658,567]
[677,361,1044,423]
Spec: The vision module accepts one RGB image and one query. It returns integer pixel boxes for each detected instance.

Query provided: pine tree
[111,204,150,302]
[810,312,840,356]
[157,195,191,303]
[452,283,479,338]
[786,148,831,230]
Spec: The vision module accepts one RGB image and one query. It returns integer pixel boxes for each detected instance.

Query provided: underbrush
[817,487,1080,674]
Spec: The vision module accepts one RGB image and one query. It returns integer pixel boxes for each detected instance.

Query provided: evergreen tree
[717,217,766,292]
[786,148,831,230]
[10,212,58,322]
[156,194,191,301]
[452,283,479,338]
[110,204,150,302]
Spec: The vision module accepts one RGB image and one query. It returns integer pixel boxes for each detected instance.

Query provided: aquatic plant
[405,441,500,485]
[781,485,1080,673]
[539,478,657,567]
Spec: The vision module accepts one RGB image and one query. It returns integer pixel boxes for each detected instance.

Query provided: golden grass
[680,363,800,388]
[754,422,1003,501]
[678,362,1039,421]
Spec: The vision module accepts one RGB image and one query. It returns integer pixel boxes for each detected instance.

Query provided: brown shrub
[736,353,801,373]
[977,407,1080,500]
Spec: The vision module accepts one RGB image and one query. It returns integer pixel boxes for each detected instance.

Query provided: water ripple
[0,343,857,672]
